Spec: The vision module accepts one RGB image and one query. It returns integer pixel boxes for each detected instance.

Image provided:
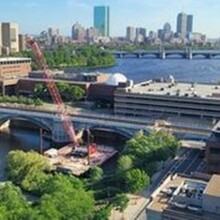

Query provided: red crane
[26,39,77,147]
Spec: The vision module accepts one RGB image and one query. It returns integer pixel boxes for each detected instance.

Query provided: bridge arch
[0,114,52,131]
[88,125,134,139]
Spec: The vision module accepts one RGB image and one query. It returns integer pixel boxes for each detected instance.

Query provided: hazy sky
[0,0,219,38]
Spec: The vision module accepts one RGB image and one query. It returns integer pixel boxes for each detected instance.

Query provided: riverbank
[59,61,116,73]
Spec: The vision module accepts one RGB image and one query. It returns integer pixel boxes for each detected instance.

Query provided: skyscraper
[94,6,110,37]
[176,12,193,38]
[1,22,19,53]
[126,26,136,42]
[176,12,188,37]
[187,15,193,33]
[71,22,85,43]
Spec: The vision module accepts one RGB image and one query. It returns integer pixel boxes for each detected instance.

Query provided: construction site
[27,39,118,176]
[44,144,117,176]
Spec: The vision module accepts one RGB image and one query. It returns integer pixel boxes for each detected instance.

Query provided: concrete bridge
[111,49,220,60]
[0,104,212,143]
[0,104,154,143]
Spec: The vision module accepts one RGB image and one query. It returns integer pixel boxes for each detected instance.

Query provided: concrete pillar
[187,48,193,60]
[160,50,166,60]
[52,119,71,143]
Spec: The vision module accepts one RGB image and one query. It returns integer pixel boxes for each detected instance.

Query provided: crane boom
[26,39,77,146]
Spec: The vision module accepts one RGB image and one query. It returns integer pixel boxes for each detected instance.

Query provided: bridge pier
[52,119,72,143]
[187,51,192,60]
[160,51,166,60]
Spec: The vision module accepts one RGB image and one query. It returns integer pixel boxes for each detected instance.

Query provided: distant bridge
[110,49,220,60]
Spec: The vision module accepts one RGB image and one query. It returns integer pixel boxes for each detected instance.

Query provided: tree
[6,150,52,193]
[112,194,129,212]
[124,169,149,193]
[70,85,85,101]
[92,206,112,220]
[89,166,103,184]
[116,155,133,174]
[0,182,32,220]
[38,174,95,220]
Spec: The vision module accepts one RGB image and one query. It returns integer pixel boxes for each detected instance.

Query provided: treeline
[16,45,115,70]
[91,130,180,202]
[0,95,43,106]
[3,150,130,220]
[34,82,85,102]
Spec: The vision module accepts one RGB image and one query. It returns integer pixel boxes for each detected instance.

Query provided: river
[0,127,50,180]
[1,58,220,179]
[96,58,220,83]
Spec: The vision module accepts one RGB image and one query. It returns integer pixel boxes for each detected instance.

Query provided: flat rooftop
[124,81,220,100]
[203,174,220,197]
[147,174,220,219]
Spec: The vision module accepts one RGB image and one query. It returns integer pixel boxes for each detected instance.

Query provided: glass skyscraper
[94,6,110,37]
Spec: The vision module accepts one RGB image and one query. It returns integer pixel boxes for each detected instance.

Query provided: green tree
[0,182,32,220]
[6,150,52,193]
[70,85,85,101]
[92,206,111,220]
[116,155,133,174]
[112,193,129,212]
[89,166,103,184]
[38,174,95,220]
[124,169,149,193]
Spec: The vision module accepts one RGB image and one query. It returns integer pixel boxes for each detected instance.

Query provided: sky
[0,0,220,38]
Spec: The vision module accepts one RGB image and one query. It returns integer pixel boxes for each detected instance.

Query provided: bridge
[110,49,220,60]
[0,103,213,143]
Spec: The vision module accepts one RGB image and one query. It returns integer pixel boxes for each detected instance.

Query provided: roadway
[147,147,205,194]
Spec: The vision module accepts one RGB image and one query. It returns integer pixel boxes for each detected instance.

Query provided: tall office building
[71,22,85,43]
[176,13,193,38]
[176,12,188,37]
[187,15,193,33]
[48,28,59,37]
[126,26,136,42]
[94,6,110,37]
[1,22,19,54]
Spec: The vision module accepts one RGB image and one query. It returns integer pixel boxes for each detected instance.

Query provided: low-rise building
[147,174,220,220]
[205,121,220,173]
[0,57,31,95]
[114,79,220,120]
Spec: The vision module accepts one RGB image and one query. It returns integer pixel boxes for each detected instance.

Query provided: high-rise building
[136,27,146,42]
[126,26,136,42]
[176,13,194,38]
[19,34,27,51]
[176,12,188,37]
[48,28,59,37]
[71,22,85,43]
[1,22,19,54]
[94,6,110,37]
[187,15,193,33]
[86,27,101,43]
[163,22,172,33]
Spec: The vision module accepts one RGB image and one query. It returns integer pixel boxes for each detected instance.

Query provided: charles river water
[1,57,220,180]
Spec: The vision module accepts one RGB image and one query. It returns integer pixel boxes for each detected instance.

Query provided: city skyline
[0,0,220,38]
